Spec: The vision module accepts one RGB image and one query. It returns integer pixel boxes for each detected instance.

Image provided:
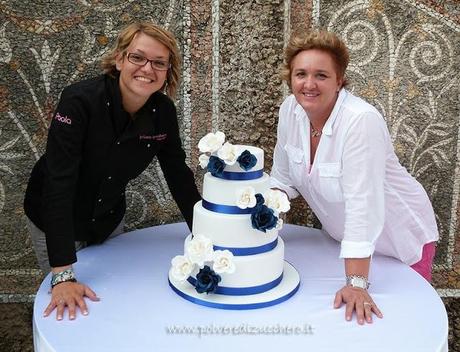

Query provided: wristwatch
[51,268,77,288]
[346,275,370,290]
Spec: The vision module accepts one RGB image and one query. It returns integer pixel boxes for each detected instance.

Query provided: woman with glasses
[24,22,201,321]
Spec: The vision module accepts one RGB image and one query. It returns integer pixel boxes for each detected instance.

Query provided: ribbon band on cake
[216,169,263,180]
[202,199,255,214]
[187,273,283,296]
[213,238,278,256]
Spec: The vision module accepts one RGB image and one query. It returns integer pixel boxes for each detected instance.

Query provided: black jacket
[24,74,200,267]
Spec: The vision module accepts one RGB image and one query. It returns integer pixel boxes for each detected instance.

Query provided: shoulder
[340,90,389,137]
[60,75,107,104]
[279,94,299,123]
[341,90,382,119]
[150,91,177,118]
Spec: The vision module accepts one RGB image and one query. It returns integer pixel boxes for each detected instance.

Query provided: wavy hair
[281,30,349,90]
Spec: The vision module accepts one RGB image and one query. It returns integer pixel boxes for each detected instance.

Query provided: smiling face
[116,32,170,108]
[290,49,343,121]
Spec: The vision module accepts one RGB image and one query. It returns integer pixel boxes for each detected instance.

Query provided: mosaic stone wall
[0,0,458,351]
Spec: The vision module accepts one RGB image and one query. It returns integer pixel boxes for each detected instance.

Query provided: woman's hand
[44,281,100,320]
[334,285,383,324]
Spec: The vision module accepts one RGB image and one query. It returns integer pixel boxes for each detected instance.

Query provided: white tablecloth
[33,223,448,352]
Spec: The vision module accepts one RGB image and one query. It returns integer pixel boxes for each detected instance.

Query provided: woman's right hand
[44,281,100,320]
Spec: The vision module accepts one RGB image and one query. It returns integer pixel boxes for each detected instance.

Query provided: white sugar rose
[263,189,290,213]
[212,250,236,274]
[198,154,210,169]
[185,234,214,268]
[170,255,195,281]
[217,142,239,165]
[198,131,225,153]
[235,186,256,209]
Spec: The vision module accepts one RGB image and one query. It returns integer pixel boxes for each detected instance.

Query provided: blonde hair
[101,22,181,98]
[281,30,349,89]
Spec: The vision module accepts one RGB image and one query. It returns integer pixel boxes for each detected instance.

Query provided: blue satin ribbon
[217,169,263,180]
[202,199,254,214]
[168,279,300,310]
[187,273,283,296]
[213,238,278,256]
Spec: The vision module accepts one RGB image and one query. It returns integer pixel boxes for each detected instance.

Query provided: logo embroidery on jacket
[139,133,167,141]
[54,112,72,125]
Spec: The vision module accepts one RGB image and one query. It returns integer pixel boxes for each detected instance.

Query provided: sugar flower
[170,255,195,282]
[199,154,210,169]
[217,142,239,165]
[198,131,225,153]
[185,234,214,268]
[263,189,290,214]
[212,250,236,274]
[235,186,257,209]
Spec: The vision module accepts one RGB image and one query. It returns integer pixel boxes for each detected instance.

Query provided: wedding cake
[168,132,300,309]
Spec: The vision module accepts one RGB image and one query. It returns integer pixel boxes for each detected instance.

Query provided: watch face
[346,276,369,289]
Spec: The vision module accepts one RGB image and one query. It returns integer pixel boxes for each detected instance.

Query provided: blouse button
[107,102,110,106]
[107,176,112,180]
[147,144,151,148]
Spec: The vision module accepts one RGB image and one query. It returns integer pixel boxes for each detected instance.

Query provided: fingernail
[57,315,62,320]
[70,315,75,320]
[359,319,364,324]
[83,311,88,315]
[346,316,351,321]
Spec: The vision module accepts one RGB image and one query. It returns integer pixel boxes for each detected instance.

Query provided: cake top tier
[198,132,264,179]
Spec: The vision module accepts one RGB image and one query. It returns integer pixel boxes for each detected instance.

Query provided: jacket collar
[105,74,159,142]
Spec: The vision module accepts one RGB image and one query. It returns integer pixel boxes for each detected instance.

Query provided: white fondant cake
[169,132,300,309]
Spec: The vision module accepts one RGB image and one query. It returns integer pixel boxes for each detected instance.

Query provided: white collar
[293,89,348,136]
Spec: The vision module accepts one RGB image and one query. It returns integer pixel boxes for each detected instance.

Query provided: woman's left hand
[334,286,383,324]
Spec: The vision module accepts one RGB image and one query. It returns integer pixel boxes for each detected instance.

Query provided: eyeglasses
[126,52,171,71]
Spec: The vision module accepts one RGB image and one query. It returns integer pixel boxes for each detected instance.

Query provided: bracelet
[346,275,370,290]
[51,268,77,288]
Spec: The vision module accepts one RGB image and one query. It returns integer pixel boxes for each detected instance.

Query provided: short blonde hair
[101,22,181,98]
[281,30,349,89]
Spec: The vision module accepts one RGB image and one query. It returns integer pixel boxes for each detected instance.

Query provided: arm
[157,102,201,231]
[41,88,99,320]
[334,111,388,324]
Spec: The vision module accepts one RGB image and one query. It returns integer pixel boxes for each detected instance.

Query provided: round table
[33,223,448,352]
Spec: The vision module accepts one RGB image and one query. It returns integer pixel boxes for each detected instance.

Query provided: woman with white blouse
[270,30,438,325]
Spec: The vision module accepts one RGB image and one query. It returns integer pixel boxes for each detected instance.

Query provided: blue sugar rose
[207,156,225,178]
[255,193,265,209]
[195,265,221,294]
[237,150,257,171]
[251,204,278,233]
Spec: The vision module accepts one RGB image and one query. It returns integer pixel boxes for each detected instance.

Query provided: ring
[363,302,372,307]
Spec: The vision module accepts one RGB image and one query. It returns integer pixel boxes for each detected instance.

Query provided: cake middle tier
[202,172,270,206]
[192,201,278,249]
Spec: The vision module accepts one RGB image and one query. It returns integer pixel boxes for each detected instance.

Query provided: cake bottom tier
[168,261,300,310]
[184,234,284,288]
